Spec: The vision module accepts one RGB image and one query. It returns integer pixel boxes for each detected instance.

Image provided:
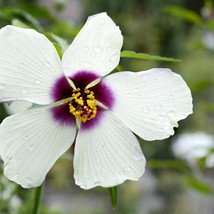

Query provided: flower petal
[0,25,63,104]
[103,69,193,141]
[62,12,123,76]
[0,107,76,188]
[74,111,145,189]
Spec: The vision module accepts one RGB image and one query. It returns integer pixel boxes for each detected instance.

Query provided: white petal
[74,111,145,189]
[0,107,76,188]
[103,69,193,141]
[0,25,63,104]
[4,100,33,115]
[62,12,123,76]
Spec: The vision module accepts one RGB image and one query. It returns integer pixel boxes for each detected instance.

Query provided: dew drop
[94,181,100,186]
[134,171,141,176]
[125,167,132,172]
[96,27,102,33]
[81,61,92,67]
[0,83,5,90]
[142,106,149,113]
[19,62,24,68]
[169,95,174,100]
[21,89,28,95]
[139,115,144,120]
[44,61,51,68]
[134,88,139,93]
[101,143,106,148]
[40,48,45,53]
[110,54,118,62]
[126,93,131,97]
[117,91,122,96]
[35,80,41,84]
[25,177,32,187]
[119,170,124,175]
[24,135,29,140]
[150,118,156,123]
[107,46,112,52]
[27,144,34,151]
[141,82,147,87]
[167,110,176,117]
[14,173,20,178]
[84,46,89,52]
[157,115,164,120]
[18,157,23,162]
[154,103,162,110]
[93,46,102,53]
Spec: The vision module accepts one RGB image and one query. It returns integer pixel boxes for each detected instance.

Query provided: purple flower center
[51,71,114,129]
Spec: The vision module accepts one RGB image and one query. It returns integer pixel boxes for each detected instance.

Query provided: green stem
[32,183,43,214]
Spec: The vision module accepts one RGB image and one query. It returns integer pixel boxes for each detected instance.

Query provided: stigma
[69,88,97,123]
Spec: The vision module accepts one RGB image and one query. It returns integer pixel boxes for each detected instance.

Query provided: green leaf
[120,51,182,62]
[0,8,43,30]
[186,176,213,195]
[49,33,69,53]
[147,159,190,172]
[164,6,203,25]
[108,186,117,208]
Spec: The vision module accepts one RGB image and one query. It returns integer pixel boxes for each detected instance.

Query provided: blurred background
[0,0,214,213]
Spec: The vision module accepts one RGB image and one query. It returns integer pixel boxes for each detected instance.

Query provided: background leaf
[120,51,182,62]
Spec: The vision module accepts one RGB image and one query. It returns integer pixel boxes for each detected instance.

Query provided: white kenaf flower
[172,132,214,167]
[0,13,193,189]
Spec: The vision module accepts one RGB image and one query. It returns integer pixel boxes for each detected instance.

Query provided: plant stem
[32,183,43,214]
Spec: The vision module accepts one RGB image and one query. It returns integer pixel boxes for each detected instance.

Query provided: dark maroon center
[50,71,115,129]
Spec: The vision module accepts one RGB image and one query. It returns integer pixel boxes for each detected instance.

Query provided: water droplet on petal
[107,46,112,52]
[169,95,174,100]
[134,88,139,93]
[110,54,118,62]
[96,27,102,33]
[24,135,29,140]
[141,82,147,87]
[19,62,24,68]
[35,80,41,84]
[27,144,34,151]
[101,143,106,148]
[81,61,92,67]
[84,46,89,52]
[119,170,124,175]
[142,106,149,113]
[157,115,164,120]
[40,48,45,53]
[117,91,122,96]
[21,90,28,95]
[45,61,51,68]
[14,173,20,178]
[25,177,32,187]
[150,118,156,123]
[154,103,162,110]
[0,83,5,90]
[167,110,176,117]
[93,46,102,53]
[94,181,100,186]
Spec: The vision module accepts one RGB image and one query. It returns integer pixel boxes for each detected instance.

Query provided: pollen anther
[69,87,97,123]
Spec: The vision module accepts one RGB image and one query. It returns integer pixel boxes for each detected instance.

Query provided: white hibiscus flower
[0,12,192,189]
[172,132,214,167]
